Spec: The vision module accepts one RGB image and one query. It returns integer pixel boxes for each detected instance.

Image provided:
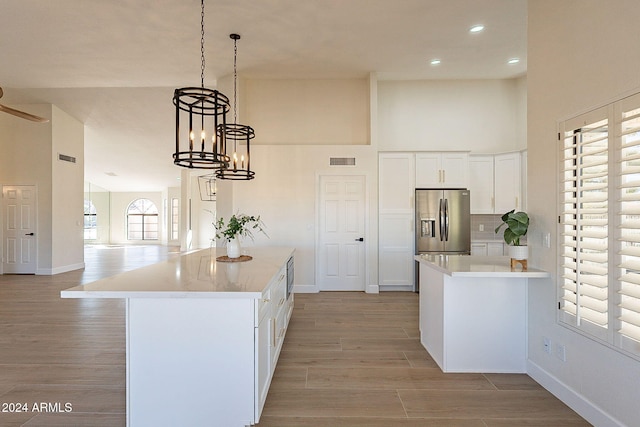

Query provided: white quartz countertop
[414,254,550,278]
[61,247,294,299]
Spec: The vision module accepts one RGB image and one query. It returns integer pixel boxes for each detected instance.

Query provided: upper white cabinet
[468,155,495,214]
[469,151,524,214]
[415,152,469,188]
[379,152,415,213]
[494,152,521,213]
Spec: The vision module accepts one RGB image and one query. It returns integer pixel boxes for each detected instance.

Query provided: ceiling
[0,0,527,192]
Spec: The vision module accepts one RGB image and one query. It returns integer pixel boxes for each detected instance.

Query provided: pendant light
[173,0,230,169]
[197,173,217,201]
[216,33,256,180]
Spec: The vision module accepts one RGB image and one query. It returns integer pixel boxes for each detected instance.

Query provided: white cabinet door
[379,214,414,288]
[415,153,442,188]
[494,152,521,214]
[379,153,415,212]
[255,309,272,416]
[441,152,469,188]
[487,242,505,256]
[379,153,416,290]
[471,243,487,256]
[468,155,494,214]
[416,152,469,188]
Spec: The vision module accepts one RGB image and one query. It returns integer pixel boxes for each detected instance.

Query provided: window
[171,198,179,241]
[559,92,640,358]
[84,200,97,240]
[127,198,158,240]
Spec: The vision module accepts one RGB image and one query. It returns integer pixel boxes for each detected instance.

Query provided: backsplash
[471,214,505,241]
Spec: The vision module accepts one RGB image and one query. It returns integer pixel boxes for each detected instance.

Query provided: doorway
[316,175,366,291]
[2,185,37,274]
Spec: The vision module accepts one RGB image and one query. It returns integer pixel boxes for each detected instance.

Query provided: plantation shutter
[616,94,640,355]
[559,107,609,340]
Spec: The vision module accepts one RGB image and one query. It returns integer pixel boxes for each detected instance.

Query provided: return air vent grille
[329,157,356,166]
[58,153,76,163]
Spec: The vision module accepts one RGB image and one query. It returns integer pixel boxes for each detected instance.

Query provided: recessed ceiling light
[469,24,485,33]
[508,58,520,64]
[430,59,441,66]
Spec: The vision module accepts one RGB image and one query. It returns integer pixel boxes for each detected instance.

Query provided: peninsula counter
[415,254,549,373]
[62,247,295,427]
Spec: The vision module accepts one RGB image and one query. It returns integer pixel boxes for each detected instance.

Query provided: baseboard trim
[527,360,624,427]
[37,263,85,276]
[366,284,379,294]
[293,284,318,293]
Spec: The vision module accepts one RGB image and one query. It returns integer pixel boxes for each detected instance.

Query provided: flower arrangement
[214,213,267,242]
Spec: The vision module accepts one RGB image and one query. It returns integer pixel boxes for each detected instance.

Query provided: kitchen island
[62,246,294,427]
[415,254,549,373]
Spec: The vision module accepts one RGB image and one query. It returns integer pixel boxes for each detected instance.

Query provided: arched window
[84,200,97,240]
[127,198,158,240]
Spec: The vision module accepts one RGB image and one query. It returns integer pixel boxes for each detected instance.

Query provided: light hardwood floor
[0,246,591,426]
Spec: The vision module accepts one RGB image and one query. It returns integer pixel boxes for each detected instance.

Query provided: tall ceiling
[0,0,527,192]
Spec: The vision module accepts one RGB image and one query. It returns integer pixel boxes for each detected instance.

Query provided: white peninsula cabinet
[415,152,469,188]
[62,247,294,427]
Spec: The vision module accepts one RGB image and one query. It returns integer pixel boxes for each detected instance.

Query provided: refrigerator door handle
[438,198,445,241]
[444,198,450,241]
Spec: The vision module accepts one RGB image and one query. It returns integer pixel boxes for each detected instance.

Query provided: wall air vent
[58,153,76,164]
[329,157,356,166]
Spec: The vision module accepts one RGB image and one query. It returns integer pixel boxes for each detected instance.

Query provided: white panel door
[318,175,366,291]
[2,185,37,274]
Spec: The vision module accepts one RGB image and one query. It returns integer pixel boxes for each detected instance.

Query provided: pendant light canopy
[173,0,230,170]
[216,33,256,180]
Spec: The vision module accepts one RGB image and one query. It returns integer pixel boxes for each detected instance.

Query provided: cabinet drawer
[258,287,271,324]
[271,267,287,315]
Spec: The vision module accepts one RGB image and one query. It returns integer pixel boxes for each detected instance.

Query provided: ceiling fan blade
[0,103,49,123]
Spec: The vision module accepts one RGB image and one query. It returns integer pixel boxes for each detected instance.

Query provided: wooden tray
[216,255,253,263]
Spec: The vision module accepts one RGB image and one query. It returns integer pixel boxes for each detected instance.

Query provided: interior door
[2,185,37,274]
[317,175,366,291]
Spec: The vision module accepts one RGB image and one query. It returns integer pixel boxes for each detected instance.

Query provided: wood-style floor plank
[0,247,591,426]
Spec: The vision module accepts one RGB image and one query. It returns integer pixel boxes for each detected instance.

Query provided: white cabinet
[469,152,523,214]
[494,152,521,213]
[468,155,494,214]
[379,153,415,290]
[415,152,469,188]
[379,152,415,212]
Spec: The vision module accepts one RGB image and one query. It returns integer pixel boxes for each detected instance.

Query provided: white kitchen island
[62,247,294,427]
[415,254,549,373]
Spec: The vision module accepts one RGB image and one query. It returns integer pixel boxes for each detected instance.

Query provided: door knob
[25,233,34,236]
[355,237,364,242]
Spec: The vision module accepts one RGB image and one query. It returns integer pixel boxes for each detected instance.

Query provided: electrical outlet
[479,224,484,232]
[556,343,566,361]
[543,337,551,354]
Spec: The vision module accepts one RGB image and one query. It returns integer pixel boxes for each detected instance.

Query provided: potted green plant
[495,209,529,261]
[214,213,267,258]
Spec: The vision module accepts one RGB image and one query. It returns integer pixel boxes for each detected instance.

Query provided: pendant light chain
[233,37,238,124]
[200,0,205,88]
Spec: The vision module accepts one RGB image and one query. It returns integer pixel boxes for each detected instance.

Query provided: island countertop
[414,254,550,278]
[61,246,294,299]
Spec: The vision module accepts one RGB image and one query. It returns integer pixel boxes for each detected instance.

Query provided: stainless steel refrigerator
[415,189,471,255]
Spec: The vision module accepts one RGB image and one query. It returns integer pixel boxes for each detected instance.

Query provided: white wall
[528,1,640,426]
[246,79,370,145]
[227,144,379,290]
[51,105,84,273]
[109,192,164,245]
[378,78,526,153]
[0,103,85,274]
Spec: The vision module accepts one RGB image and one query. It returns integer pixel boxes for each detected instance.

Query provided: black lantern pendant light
[216,33,256,180]
[173,0,230,169]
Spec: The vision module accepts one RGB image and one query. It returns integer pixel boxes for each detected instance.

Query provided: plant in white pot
[214,213,267,259]
[495,209,529,266]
